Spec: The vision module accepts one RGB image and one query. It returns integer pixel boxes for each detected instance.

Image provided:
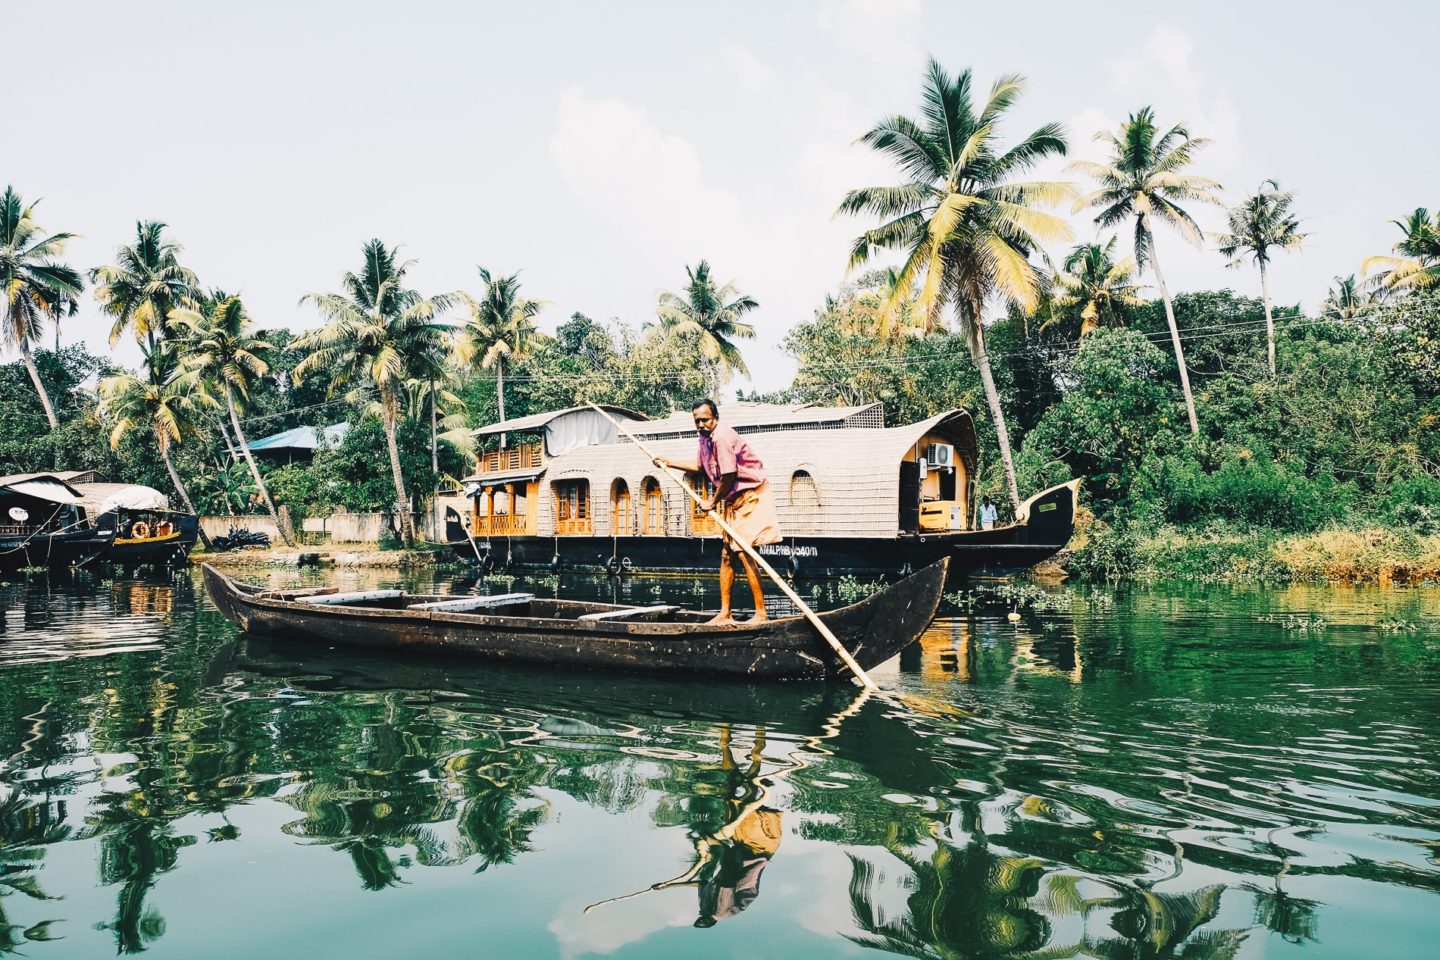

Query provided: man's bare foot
[743,612,769,624]
[707,612,735,625]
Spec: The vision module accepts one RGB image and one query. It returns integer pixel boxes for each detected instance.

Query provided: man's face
[693,407,718,436]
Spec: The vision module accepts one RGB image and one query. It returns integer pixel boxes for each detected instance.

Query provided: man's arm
[654,455,701,473]
[706,473,737,512]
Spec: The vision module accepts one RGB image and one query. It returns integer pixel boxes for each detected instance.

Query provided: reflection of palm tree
[93,818,194,954]
[847,836,1051,958]
[1093,885,1246,960]
[0,792,69,952]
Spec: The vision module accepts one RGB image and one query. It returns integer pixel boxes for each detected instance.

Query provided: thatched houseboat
[444,403,1078,577]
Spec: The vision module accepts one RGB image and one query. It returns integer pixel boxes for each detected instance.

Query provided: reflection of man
[694,807,782,927]
[694,723,783,927]
[654,399,781,624]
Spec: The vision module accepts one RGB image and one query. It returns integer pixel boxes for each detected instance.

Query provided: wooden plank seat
[299,589,404,606]
[577,604,680,623]
[259,586,339,600]
[407,593,535,613]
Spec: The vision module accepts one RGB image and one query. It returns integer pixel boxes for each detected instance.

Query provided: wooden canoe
[200,558,949,680]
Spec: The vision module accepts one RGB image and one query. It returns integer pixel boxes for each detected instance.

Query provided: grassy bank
[1067,514,1440,585]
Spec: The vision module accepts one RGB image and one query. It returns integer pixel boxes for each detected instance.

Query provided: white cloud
[719,43,777,93]
[816,0,924,69]
[1105,24,1241,170]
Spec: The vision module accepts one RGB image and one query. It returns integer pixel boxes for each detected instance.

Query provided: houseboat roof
[626,402,884,439]
[0,473,86,506]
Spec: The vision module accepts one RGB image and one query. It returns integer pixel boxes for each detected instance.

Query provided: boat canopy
[74,482,172,515]
[0,473,86,506]
[473,405,648,457]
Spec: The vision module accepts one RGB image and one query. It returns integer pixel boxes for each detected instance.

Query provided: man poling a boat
[653,398,782,625]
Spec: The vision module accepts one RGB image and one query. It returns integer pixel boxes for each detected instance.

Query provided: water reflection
[0,569,1435,956]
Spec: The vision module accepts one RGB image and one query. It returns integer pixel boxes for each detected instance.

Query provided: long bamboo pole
[587,403,877,690]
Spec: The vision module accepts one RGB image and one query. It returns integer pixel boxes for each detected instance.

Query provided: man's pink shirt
[697,424,766,500]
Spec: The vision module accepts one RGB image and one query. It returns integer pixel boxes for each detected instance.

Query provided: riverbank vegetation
[2,60,1436,581]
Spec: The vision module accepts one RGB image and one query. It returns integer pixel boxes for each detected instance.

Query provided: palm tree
[1321,274,1371,321]
[90,221,197,368]
[1362,207,1440,295]
[295,239,455,546]
[1048,237,1146,337]
[1214,179,1306,376]
[839,60,1072,510]
[1072,107,1223,435]
[98,350,212,515]
[457,268,546,444]
[654,260,758,396]
[170,293,293,544]
[0,186,85,429]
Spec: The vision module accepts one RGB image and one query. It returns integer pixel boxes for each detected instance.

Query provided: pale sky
[9,0,1435,392]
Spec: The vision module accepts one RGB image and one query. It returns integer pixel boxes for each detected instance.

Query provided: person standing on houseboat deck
[654,399,782,624]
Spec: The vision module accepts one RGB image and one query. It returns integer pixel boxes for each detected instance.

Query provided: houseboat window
[641,477,664,534]
[555,480,590,522]
[790,470,820,510]
[554,480,592,535]
[783,470,821,536]
[611,479,631,534]
[688,473,719,535]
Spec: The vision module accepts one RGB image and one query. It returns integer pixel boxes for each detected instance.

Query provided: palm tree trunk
[382,387,415,547]
[496,363,507,448]
[227,387,292,546]
[1148,241,1201,435]
[971,325,1021,513]
[19,339,59,430]
[1259,259,1276,378]
[158,435,198,515]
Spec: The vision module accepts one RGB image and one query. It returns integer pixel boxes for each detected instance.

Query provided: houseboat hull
[101,513,200,567]
[446,480,1077,579]
[0,527,116,574]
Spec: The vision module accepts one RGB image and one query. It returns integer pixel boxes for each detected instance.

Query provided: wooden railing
[475,443,543,475]
[0,524,35,536]
[555,518,594,535]
[474,514,532,536]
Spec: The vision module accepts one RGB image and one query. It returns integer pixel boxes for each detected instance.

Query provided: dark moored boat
[201,557,949,680]
[0,474,116,574]
[74,482,199,567]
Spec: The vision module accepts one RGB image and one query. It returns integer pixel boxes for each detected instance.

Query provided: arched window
[554,479,592,534]
[790,470,820,510]
[641,477,664,534]
[610,479,631,535]
[786,470,821,536]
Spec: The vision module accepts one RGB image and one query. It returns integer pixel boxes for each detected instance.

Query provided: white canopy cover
[0,475,85,506]
[75,483,171,515]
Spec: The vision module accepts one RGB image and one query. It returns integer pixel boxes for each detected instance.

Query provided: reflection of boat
[73,482,199,566]
[0,473,116,573]
[202,558,948,680]
[442,403,1078,578]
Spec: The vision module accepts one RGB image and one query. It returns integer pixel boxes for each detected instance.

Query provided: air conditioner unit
[924,443,954,469]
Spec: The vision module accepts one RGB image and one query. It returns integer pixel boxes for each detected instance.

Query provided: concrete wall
[200,514,281,541]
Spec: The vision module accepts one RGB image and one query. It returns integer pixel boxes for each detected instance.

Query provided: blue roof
[247,422,349,452]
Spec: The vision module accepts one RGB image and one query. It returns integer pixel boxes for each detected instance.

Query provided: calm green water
[0,567,1436,959]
